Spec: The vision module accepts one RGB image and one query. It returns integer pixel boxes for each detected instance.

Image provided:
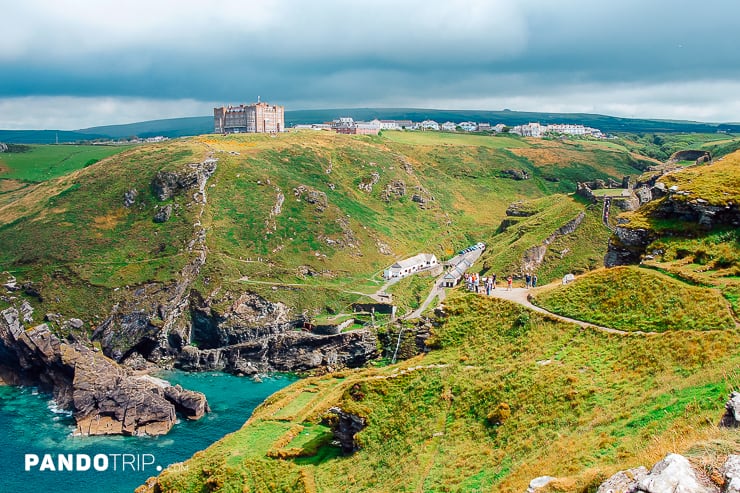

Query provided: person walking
[492,273,497,289]
[474,274,480,293]
[507,275,513,291]
[485,276,492,296]
[532,273,538,288]
[525,272,531,289]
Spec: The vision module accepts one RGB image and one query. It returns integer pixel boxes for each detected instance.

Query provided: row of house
[510,122,603,138]
[294,118,503,135]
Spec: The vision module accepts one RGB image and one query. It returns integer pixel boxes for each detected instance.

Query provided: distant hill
[3,108,740,143]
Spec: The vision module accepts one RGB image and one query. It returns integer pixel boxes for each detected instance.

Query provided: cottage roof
[391,253,437,270]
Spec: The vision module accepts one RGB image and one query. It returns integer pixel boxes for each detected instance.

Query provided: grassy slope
[532,266,736,332]
[189,131,643,316]
[0,142,205,319]
[612,152,740,319]
[477,194,610,284]
[147,293,740,493]
[0,130,645,322]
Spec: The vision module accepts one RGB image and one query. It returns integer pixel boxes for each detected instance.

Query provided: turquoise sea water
[0,371,295,493]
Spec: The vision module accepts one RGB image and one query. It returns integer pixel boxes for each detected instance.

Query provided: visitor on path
[532,274,538,288]
[507,275,513,291]
[525,273,531,289]
[485,276,493,296]
[474,274,480,293]
[492,273,497,289]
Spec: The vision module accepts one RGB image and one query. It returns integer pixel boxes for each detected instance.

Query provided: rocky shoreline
[0,307,208,436]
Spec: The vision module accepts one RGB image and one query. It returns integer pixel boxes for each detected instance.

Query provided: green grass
[145,293,740,493]
[478,194,610,284]
[532,266,736,332]
[381,130,530,148]
[0,131,658,325]
[591,188,629,197]
[0,144,130,182]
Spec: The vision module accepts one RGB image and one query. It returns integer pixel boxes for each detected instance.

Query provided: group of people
[463,271,538,294]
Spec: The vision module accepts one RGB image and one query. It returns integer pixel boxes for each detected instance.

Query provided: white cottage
[442,259,471,287]
[384,253,438,279]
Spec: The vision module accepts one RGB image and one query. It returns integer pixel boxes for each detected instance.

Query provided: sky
[2,0,740,129]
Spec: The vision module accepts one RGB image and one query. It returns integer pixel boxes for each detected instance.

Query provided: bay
[0,371,295,493]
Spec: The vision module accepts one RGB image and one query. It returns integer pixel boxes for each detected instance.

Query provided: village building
[214,101,285,134]
[459,121,477,132]
[383,253,439,279]
[441,121,456,131]
[492,123,506,133]
[442,258,472,287]
[420,120,440,131]
[477,123,492,132]
[332,117,381,135]
[511,122,544,137]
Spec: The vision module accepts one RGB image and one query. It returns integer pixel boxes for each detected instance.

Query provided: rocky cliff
[0,307,208,436]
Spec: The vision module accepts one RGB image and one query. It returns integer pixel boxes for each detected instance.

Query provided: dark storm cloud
[2,0,740,128]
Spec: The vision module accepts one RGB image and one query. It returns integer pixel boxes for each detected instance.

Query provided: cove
[0,371,296,493]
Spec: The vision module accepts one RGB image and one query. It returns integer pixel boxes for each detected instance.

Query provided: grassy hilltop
[0,130,647,321]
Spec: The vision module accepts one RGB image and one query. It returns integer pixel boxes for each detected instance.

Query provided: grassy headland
[532,266,736,332]
[144,293,740,492]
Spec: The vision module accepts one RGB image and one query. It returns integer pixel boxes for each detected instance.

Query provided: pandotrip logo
[24,453,163,473]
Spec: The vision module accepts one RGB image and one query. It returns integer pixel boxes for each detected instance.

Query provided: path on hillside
[405,274,446,319]
[485,286,653,335]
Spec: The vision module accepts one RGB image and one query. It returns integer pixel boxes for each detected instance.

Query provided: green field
[381,129,530,148]
[532,266,736,332]
[0,144,130,182]
[591,188,629,197]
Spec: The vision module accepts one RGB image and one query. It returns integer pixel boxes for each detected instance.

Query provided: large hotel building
[213,101,285,134]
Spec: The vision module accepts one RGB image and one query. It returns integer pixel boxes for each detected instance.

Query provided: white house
[384,253,439,279]
[459,121,477,132]
[442,258,471,287]
[420,120,440,131]
[511,122,543,137]
[441,121,456,131]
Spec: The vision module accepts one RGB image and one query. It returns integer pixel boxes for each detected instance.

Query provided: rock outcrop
[0,308,208,436]
[123,188,138,207]
[596,453,734,493]
[596,466,648,493]
[636,454,712,493]
[358,172,380,192]
[604,223,655,267]
[527,476,556,493]
[151,159,216,201]
[328,407,367,454]
[153,204,173,223]
[178,325,377,375]
[720,391,740,428]
[502,168,530,180]
[724,456,740,493]
[382,180,406,202]
[294,184,328,212]
[521,212,586,273]
[650,194,740,229]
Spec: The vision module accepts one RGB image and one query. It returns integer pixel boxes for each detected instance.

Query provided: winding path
[484,285,656,335]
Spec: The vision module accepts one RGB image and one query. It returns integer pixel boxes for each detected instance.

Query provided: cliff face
[605,174,740,267]
[604,224,655,267]
[0,308,208,436]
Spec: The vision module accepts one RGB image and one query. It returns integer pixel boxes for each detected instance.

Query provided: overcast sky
[2,0,740,129]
